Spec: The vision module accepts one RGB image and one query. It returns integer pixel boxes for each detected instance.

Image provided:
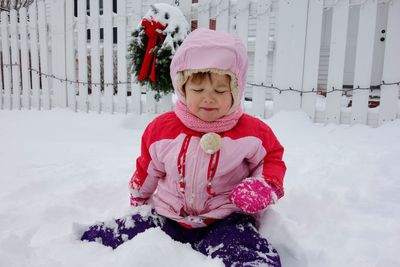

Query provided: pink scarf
[174,100,243,133]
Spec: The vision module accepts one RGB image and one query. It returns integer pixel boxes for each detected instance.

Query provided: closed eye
[215,90,229,94]
[192,89,204,93]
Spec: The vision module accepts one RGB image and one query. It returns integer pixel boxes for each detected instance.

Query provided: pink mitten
[230,178,277,214]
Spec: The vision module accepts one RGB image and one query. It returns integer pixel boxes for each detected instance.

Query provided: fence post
[158,94,172,113]
[301,0,323,121]
[235,0,249,47]
[28,4,40,109]
[145,89,157,114]
[103,0,114,113]
[38,0,51,110]
[0,44,2,110]
[1,12,12,110]
[229,0,237,33]
[0,54,2,109]
[325,1,349,124]
[51,0,67,108]
[215,0,230,32]
[351,1,378,125]
[198,0,211,28]
[90,0,101,113]
[128,0,143,114]
[131,81,142,114]
[379,0,400,124]
[20,7,31,110]
[10,9,21,110]
[65,0,77,111]
[77,0,88,112]
[273,0,307,113]
[251,0,270,117]
[117,0,128,113]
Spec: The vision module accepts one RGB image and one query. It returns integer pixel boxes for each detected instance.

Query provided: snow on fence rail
[0,0,399,127]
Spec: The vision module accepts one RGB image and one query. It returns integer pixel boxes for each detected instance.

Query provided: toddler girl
[81,28,286,267]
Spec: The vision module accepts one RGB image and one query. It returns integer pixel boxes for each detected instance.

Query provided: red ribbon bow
[137,17,166,83]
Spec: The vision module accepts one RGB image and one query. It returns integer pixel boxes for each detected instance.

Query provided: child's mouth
[202,108,216,111]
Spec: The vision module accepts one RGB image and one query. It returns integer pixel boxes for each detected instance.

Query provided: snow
[1,108,400,267]
[142,3,189,52]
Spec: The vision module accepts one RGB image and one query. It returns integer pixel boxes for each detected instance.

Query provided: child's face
[184,73,232,122]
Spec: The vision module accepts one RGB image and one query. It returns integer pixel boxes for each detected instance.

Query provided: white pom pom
[200,133,222,154]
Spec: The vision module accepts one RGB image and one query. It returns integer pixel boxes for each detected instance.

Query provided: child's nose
[203,91,215,103]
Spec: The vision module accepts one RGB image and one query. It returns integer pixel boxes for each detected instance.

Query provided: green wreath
[128,4,189,101]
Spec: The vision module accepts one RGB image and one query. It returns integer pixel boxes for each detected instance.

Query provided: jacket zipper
[177,134,220,215]
[188,141,203,214]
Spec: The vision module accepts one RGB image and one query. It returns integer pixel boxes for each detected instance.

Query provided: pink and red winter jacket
[129,111,286,228]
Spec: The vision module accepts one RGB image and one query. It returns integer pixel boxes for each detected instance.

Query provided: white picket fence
[0,0,399,126]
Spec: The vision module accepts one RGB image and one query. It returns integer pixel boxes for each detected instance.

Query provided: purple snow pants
[81,211,281,267]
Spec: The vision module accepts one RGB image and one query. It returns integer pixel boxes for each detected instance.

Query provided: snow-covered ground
[1,109,399,267]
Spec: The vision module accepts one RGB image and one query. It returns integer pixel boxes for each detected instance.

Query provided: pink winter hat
[170,28,248,114]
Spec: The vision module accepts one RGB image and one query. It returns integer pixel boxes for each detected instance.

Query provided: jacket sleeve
[128,119,165,202]
[248,121,286,199]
